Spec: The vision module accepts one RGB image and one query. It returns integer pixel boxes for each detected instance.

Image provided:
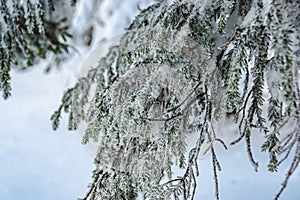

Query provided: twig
[139,112,182,122]
[81,169,103,200]
[167,81,202,113]
[230,132,245,145]
[238,61,250,115]
[191,170,197,200]
[265,116,291,139]
[274,130,300,200]
[245,129,259,172]
[211,147,220,200]
[277,142,294,167]
[236,88,253,131]
[279,132,294,151]
[214,138,228,150]
[231,88,253,146]
[217,28,240,50]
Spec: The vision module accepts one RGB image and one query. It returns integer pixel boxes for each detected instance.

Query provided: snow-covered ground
[0,67,94,200]
[0,1,299,199]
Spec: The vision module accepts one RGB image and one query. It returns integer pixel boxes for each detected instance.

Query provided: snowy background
[0,1,300,199]
[0,67,94,200]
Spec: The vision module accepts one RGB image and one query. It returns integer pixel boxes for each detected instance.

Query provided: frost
[50,0,300,199]
[266,65,281,100]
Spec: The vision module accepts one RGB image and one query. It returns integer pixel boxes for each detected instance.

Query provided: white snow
[0,67,94,200]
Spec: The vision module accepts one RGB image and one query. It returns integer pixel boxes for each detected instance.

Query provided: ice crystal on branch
[51,0,300,199]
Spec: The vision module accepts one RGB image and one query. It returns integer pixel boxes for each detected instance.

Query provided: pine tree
[1,0,299,199]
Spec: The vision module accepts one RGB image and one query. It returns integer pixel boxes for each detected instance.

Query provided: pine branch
[47,1,300,199]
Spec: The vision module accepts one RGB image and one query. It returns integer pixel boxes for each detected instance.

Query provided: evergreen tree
[1,0,299,199]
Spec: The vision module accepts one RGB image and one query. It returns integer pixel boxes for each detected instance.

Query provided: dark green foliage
[217,0,236,35]
[268,98,282,129]
[163,2,194,30]
[0,47,12,99]
[128,3,161,29]
[262,134,279,172]
[238,0,253,17]
[188,15,212,48]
